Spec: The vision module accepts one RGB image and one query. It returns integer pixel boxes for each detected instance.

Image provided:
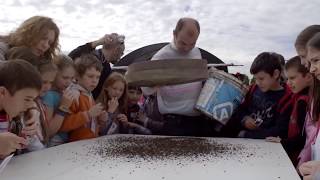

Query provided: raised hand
[104,33,119,45]
[22,109,39,136]
[59,89,76,110]
[107,97,119,113]
[88,103,104,119]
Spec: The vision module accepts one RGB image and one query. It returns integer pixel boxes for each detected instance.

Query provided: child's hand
[299,160,320,178]
[97,111,108,125]
[265,136,281,143]
[0,132,27,157]
[22,109,39,136]
[60,89,76,109]
[116,114,128,124]
[244,116,257,130]
[107,97,119,113]
[127,122,138,128]
[88,103,104,119]
[136,111,147,124]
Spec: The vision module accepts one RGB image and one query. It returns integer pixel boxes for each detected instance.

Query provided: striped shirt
[0,111,9,133]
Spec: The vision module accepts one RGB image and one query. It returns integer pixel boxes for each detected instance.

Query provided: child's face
[31,29,55,57]
[253,71,280,92]
[286,68,312,93]
[55,67,75,91]
[40,71,57,96]
[128,89,142,104]
[307,46,320,80]
[77,67,101,92]
[106,81,125,100]
[0,87,39,118]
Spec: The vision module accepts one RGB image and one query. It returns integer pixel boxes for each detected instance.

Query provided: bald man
[153,17,200,59]
[142,17,215,136]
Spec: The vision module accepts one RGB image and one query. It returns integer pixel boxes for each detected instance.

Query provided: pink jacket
[298,111,319,167]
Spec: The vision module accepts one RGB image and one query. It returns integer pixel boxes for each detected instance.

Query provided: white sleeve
[151,52,163,60]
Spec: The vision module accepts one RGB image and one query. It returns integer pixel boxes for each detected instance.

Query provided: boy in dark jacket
[235,52,293,139]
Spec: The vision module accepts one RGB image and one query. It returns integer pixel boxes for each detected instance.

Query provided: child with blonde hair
[42,54,76,146]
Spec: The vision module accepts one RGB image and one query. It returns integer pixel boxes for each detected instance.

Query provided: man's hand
[104,33,119,46]
[93,33,119,48]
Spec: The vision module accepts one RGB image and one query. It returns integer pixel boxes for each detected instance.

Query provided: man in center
[142,17,215,136]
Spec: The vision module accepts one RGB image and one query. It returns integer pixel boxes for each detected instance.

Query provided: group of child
[0,51,152,149]
[0,16,153,159]
[1,15,320,179]
[225,25,320,179]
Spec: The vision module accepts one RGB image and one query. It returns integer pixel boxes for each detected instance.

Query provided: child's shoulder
[42,90,61,101]
[42,90,61,108]
[73,91,93,108]
[44,90,60,97]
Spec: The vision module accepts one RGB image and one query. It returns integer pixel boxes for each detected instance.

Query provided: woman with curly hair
[0,15,60,62]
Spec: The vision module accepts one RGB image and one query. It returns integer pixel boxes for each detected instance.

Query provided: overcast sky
[0,0,319,74]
